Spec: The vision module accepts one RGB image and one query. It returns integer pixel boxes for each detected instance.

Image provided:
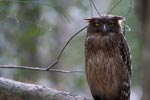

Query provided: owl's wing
[119,33,131,100]
[120,33,131,76]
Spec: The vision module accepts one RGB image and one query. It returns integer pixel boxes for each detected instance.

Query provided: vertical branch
[136,0,150,100]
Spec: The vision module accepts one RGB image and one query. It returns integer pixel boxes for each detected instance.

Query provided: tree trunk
[136,0,150,100]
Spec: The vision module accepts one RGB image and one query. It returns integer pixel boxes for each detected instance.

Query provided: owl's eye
[108,22,114,27]
[95,22,100,27]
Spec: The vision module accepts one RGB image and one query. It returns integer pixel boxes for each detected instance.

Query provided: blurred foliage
[0,0,141,98]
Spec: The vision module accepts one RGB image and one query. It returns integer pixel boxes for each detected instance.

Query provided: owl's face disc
[85,15,125,35]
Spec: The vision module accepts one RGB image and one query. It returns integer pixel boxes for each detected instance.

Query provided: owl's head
[85,15,125,36]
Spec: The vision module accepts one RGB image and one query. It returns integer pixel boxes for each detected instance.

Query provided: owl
[85,15,131,100]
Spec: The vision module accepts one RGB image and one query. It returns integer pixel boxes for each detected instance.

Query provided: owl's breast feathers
[85,32,131,100]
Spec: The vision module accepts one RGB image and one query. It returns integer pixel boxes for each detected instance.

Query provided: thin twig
[0,65,84,73]
[107,0,123,14]
[90,0,101,17]
[124,0,133,17]
[46,25,88,70]
[90,0,93,17]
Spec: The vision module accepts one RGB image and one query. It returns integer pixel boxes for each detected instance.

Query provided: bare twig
[90,0,101,17]
[124,0,133,17]
[90,0,93,17]
[46,25,88,70]
[107,0,123,14]
[0,65,84,73]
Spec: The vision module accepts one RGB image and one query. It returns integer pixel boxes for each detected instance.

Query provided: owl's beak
[102,25,107,32]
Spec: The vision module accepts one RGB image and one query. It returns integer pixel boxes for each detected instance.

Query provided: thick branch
[0,77,88,100]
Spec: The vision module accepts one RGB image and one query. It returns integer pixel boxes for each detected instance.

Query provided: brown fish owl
[85,15,131,100]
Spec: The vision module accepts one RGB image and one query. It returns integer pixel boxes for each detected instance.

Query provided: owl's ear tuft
[84,18,92,23]
[84,17,94,21]
[84,18,92,20]
[112,16,125,21]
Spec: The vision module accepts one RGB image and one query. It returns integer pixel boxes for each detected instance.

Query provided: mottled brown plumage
[85,15,131,100]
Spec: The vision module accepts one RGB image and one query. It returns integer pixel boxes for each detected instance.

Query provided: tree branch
[0,65,84,73]
[0,77,89,100]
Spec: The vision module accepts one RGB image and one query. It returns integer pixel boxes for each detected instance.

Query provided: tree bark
[0,77,88,100]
